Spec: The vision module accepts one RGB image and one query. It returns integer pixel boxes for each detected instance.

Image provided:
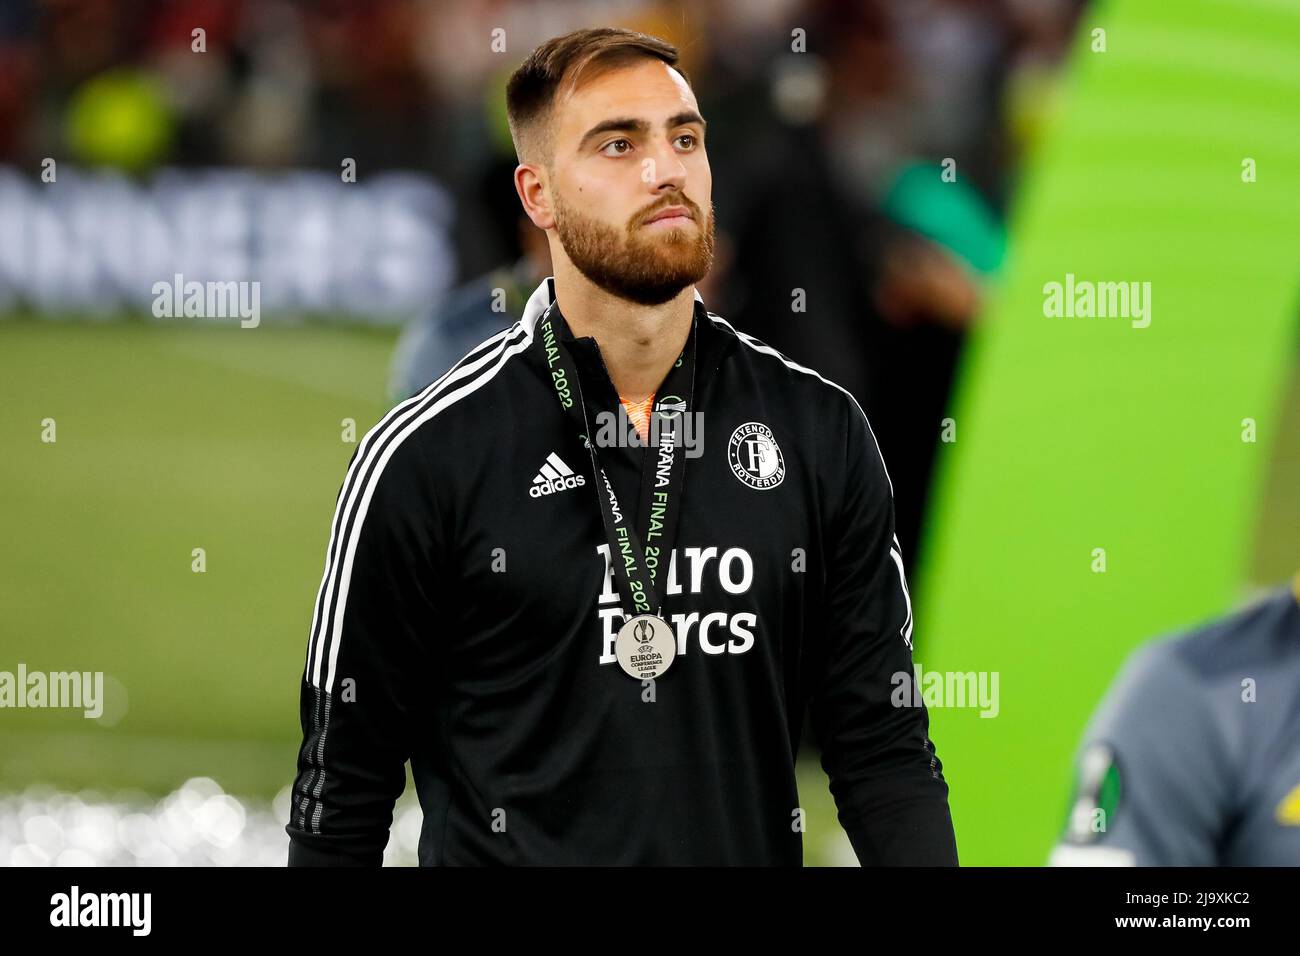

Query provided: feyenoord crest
[728,421,785,490]
[615,613,677,680]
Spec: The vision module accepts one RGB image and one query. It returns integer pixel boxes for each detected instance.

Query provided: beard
[552,192,715,306]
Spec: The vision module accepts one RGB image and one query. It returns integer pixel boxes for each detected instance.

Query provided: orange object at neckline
[619,393,656,443]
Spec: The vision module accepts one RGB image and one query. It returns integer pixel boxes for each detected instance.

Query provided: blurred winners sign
[0,166,456,324]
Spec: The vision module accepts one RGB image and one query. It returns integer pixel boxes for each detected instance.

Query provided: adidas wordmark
[529,452,587,498]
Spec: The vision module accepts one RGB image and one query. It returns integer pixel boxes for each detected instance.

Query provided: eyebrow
[577,110,707,151]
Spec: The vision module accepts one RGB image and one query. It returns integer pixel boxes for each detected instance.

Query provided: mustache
[632,195,705,227]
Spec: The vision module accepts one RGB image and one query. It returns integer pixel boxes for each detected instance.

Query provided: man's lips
[642,205,695,226]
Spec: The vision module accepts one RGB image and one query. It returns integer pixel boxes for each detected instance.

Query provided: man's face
[546,58,714,306]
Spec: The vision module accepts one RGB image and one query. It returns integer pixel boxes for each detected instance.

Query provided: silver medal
[614,613,677,680]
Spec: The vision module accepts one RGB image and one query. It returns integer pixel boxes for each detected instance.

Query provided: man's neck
[551,268,695,402]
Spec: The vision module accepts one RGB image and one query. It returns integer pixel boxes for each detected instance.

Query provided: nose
[646,136,687,193]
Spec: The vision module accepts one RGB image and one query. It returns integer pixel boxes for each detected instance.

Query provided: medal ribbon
[535,303,697,623]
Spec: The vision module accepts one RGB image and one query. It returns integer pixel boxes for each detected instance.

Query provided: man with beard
[286,28,957,866]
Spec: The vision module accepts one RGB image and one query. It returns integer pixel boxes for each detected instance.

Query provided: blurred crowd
[1,0,1087,582]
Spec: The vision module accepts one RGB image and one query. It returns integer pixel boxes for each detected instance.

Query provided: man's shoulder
[375,316,544,459]
[702,309,860,416]
[1086,587,1300,741]
[1171,583,1300,679]
[1103,584,1300,701]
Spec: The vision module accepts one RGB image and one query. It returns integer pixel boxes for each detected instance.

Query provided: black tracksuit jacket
[287,277,957,866]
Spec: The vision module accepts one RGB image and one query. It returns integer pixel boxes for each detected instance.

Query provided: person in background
[389,205,551,403]
[1053,572,1300,866]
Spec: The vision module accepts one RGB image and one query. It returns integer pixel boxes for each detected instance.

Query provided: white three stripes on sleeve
[304,306,549,694]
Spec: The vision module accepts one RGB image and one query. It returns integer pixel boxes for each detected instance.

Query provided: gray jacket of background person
[388,260,535,403]
[1053,576,1300,865]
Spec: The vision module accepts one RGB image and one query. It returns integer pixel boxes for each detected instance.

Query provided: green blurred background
[916,0,1300,864]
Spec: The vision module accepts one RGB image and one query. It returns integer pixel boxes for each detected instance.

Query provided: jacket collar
[521,277,737,398]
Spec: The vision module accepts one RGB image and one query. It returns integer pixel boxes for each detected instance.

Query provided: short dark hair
[505,28,686,164]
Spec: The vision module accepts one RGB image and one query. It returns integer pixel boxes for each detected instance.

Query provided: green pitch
[0,318,397,794]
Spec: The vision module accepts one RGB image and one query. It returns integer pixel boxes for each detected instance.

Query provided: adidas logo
[529,452,587,498]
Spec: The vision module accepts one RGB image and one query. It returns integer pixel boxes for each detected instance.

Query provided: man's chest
[443,413,826,678]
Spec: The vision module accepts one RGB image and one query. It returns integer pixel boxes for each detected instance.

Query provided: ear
[514,163,555,231]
